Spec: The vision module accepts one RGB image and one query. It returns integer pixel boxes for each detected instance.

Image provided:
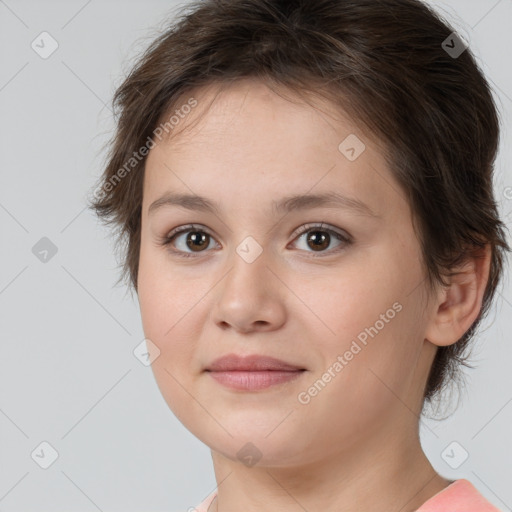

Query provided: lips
[205,354,306,391]
[205,353,305,372]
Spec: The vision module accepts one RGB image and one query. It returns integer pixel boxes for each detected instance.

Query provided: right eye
[159,224,219,258]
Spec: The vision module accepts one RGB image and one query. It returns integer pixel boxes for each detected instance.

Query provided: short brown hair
[88,0,510,407]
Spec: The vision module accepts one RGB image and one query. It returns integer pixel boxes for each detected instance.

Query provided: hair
[88,0,510,410]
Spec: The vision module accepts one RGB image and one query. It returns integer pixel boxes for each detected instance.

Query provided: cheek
[315,262,421,382]
[137,250,183,362]
[138,241,183,334]
[137,247,208,372]
[312,272,392,343]
[137,251,164,336]
[137,257,200,418]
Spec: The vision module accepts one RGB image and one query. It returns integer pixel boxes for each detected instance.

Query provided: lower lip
[207,370,305,390]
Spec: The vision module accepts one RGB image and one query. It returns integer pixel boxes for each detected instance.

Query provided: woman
[89,0,509,510]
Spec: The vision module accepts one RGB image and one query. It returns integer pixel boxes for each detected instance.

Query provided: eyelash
[158,223,352,259]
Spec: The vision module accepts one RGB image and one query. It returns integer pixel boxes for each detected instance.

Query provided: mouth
[207,370,305,391]
[204,353,306,391]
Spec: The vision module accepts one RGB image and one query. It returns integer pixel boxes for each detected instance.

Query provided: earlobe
[424,244,492,348]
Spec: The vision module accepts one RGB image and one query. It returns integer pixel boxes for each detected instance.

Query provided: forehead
[143,79,407,222]
[159,78,364,148]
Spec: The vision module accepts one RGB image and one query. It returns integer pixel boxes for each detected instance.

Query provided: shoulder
[416,478,503,512]
[189,489,217,512]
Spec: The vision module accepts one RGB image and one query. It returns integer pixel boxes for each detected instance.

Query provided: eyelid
[290,222,348,240]
[166,223,209,239]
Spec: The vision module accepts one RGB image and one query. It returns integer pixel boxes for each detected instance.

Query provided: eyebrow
[148,191,380,218]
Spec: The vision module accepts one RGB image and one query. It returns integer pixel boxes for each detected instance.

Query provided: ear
[424,244,492,347]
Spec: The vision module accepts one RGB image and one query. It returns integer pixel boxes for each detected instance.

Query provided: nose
[209,246,287,334]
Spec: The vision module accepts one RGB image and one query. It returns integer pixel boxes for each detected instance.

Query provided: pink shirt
[416,479,502,511]
[193,479,502,511]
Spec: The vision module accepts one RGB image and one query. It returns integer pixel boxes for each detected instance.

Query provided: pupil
[187,231,208,251]
[308,231,329,251]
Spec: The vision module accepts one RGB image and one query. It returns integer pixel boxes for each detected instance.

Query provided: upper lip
[205,354,305,372]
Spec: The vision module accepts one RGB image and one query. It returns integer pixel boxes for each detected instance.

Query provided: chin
[204,424,314,468]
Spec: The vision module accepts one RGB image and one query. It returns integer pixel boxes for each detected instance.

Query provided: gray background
[0,1,511,511]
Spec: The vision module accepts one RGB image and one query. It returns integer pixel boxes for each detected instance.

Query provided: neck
[208,422,451,512]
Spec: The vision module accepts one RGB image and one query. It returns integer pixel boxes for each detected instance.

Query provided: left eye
[292,223,352,255]
[159,223,352,258]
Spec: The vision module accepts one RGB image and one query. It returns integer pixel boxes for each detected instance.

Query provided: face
[137,78,438,467]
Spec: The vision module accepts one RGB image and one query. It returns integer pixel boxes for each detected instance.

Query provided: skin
[137,78,491,512]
